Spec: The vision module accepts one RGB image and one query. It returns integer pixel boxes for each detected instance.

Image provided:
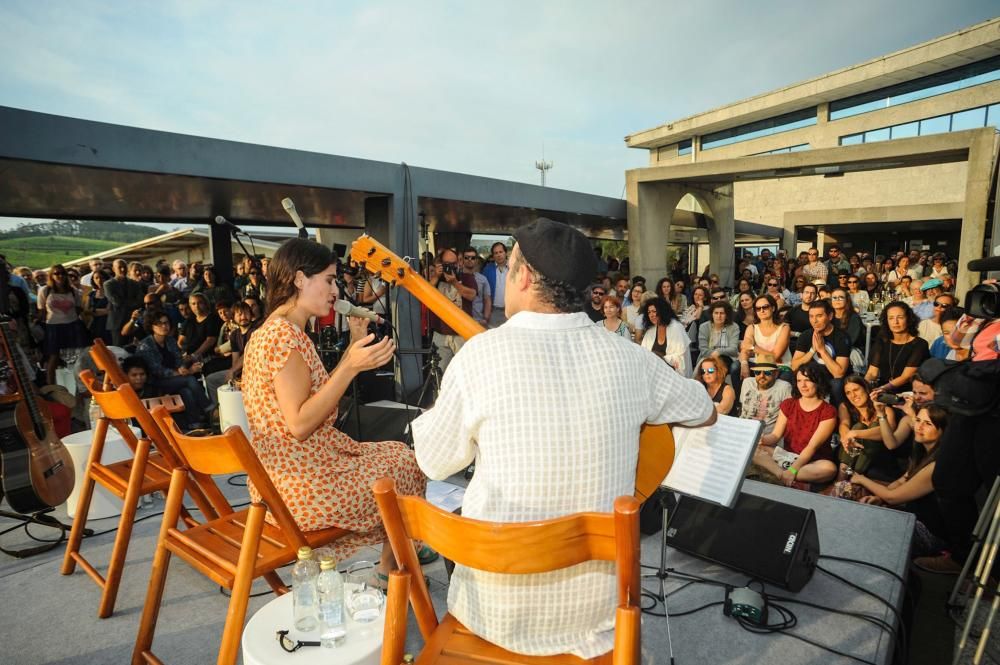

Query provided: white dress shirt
[412,311,713,658]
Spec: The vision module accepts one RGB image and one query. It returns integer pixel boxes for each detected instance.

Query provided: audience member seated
[739,294,791,381]
[135,312,211,429]
[831,288,864,350]
[639,296,690,377]
[791,299,850,405]
[831,376,897,497]
[849,405,949,558]
[597,294,631,338]
[864,301,929,394]
[917,291,957,344]
[119,294,163,347]
[739,353,792,435]
[696,301,740,368]
[123,355,158,400]
[928,308,962,359]
[846,275,869,312]
[622,283,645,331]
[734,291,755,339]
[179,293,226,374]
[752,365,838,489]
[205,301,261,406]
[697,354,735,416]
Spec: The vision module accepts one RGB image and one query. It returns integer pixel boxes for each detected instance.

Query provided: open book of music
[662,415,763,509]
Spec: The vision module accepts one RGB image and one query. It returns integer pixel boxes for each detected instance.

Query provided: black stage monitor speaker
[664,492,820,591]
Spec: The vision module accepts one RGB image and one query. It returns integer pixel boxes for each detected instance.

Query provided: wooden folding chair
[89,339,184,413]
[373,477,642,665]
[133,407,352,665]
[61,370,225,618]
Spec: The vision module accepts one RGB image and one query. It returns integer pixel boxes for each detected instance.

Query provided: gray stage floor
[0,473,990,665]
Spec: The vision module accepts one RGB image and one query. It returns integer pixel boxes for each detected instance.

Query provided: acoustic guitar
[349,235,674,501]
[0,319,75,514]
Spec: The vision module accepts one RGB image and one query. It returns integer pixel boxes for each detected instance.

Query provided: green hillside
[0,235,123,269]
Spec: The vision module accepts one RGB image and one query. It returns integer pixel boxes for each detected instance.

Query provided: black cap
[512,218,596,292]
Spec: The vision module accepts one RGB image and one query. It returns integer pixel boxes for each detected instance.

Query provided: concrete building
[625,17,1000,296]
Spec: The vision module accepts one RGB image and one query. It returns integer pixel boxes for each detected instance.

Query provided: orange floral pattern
[242,317,426,559]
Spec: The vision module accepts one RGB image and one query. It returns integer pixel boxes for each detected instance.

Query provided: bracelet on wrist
[788,467,798,476]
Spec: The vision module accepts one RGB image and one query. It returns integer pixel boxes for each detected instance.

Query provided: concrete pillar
[704,186,736,286]
[626,172,684,284]
[957,128,997,299]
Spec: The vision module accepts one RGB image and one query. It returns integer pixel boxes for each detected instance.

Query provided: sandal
[417,544,440,565]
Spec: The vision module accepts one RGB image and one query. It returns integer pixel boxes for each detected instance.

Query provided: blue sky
[0,0,997,216]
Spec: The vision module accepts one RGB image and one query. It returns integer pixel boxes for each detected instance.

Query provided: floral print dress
[242,317,426,559]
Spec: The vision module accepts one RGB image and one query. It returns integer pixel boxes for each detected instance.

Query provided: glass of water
[345,561,384,623]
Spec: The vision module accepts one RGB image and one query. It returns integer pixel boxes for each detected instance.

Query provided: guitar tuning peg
[397,268,405,279]
[381,258,391,267]
[367,247,376,257]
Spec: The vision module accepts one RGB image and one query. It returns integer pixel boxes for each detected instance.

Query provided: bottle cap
[402,656,415,664]
[296,546,312,561]
[319,555,337,570]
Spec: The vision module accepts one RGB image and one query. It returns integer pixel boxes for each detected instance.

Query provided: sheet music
[663,415,762,508]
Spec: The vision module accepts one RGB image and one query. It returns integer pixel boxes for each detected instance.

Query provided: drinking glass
[345,561,384,623]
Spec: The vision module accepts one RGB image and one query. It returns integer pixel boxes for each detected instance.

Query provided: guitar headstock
[349,235,416,286]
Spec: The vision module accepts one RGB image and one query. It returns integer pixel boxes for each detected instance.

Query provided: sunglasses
[463,255,477,260]
[702,367,717,374]
[767,282,778,287]
[933,301,950,308]
[711,294,726,300]
[753,369,776,376]
[755,305,771,311]
[831,295,846,301]
[593,291,605,296]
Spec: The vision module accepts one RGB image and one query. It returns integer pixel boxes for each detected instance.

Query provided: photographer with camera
[428,247,476,372]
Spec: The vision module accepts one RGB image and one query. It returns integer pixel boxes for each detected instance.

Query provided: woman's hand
[850,472,867,486]
[780,469,797,487]
[872,395,886,416]
[859,495,883,506]
[340,333,396,375]
[841,429,859,449]
[901,395,917,420]
[347,315,371,344]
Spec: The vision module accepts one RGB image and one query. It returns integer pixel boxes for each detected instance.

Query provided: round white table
[242,585,384,665]
[61,427,136,520]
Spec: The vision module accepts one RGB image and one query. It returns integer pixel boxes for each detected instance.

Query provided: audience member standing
[428,248,476,372]
[482,242,509,328]
[801,247,828,284]
[105,258,144,346]
[37,264,89,385]
[462,249,492,327]
[169,259,190,296]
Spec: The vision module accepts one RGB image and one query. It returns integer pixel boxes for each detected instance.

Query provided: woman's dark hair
[792,364,831,400]
[266,239,336,316]
[690,286,710,306]
[157,265,171,280]
[906,405,948,477]
[645,296,678,327]
[709,300,734,325]
[842,374,875,425]
[202,266,216,285]
[752,294,779,324]
[92,269,109,288]
[737,278,752,293]
[655,277,673,299]
[46,263,72,294]
[831,287,857,325]
[878,301,919,341]
[145,308,170,336]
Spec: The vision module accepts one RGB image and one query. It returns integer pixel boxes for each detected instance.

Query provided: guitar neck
[0,322,46,435]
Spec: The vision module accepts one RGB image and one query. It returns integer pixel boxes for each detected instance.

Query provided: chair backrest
[79,369,183,469]
[150,407,312,550]
[90,339,128,389]
[373,477,641,632]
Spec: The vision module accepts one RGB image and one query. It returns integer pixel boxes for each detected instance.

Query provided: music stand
[412,342,444,409]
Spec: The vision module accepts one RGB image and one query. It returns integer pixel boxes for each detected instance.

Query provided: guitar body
[0,321,75,514]
[350,235,676,500]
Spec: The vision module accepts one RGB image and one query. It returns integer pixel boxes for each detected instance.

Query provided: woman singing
[241,239,428,569]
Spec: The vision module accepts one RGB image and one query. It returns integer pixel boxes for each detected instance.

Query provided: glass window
[830,55,1000,120]
[677,139,692,156]
[701,107,817,150]
[840,133,864,146]
[950,106,987,131]
[890,121,919,139]
[864,127,891,143]
[919,115,951,136]
[988,103,1000,129]
[788,143,810,152]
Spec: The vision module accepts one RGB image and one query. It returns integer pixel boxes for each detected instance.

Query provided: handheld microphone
[214,215,243,234]
[281,198,309,239]
[333,299,383,324]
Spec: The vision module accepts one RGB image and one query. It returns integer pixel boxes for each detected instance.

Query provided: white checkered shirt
[412,311,714,657]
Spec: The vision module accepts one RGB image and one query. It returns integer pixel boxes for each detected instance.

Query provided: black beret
[512,218,596,292]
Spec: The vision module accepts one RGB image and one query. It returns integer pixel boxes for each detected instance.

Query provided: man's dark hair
[709,301,734,325]
[490,242,507,254]
[510,249,583,313]
[122,355,149,373]
[462,247,479,256]
[828,244,841,253]
[801,283,818,296]
[808,299,834,317]
[939,307,963,325]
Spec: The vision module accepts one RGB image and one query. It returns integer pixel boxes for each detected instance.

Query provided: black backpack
[920,358,1000,416]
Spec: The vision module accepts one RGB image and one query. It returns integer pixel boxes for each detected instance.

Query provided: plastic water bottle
[291,546,320,632]
[316,555,346,648]
[88,397,102,429]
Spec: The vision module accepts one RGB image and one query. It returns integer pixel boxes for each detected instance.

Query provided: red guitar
[0,319,75,514]
[350,236,674,501]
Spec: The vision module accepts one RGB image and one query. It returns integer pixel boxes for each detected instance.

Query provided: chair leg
[61,418,110,575]
[381,571,411,665]
[132,469,186,665]
[98,439,152,618]
[263,571,288,595]
[216,504,266,665]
